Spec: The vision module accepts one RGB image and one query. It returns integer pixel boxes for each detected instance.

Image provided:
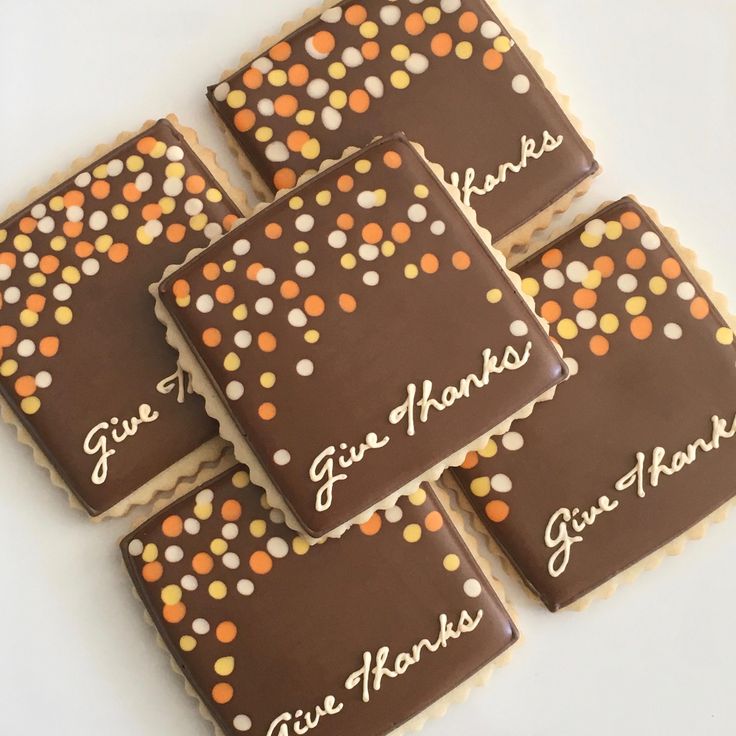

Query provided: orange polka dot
[26,294,46,313]
[265,223,282,240]
[242,68,263,89]
[234,109,256,133]
[626,248,646,270]
[661,258,682,279]
[142,203,162,222]
[0,253,16,268]
[202,328,222,347]
[212,683,233,705]
[192,552,214,575]
[459,11,479,32]
[483,49,503,70]
[142,561,163,582]
[274,168,297,191]
[15,375,36,397]
[166,223,187,243]
[249,550,273,575]
[690,297,709,320]
[620,211,642,230]
[274,94,299,117]
[360,513,382,536]
[287,130,309,153]
[172,279,190,298]
[425,511,444,532]
[258,402,276,421]
[216,621,238,643]
[405,12,425,35]
[383,151,402,169]
[186,175,206,194]
[221,500,242,522]
[258,332,277,352]
[338,293,357,313]
[216,284,235,304]
[461,451,479,469]
[123,183,141,202]
[589,335,610,356]
[19,217,37,234]
[136,136,156,155]
[540,301,562,323]
[39,254,60,274]
[345,4,367,24]
[337,213,354,230]
[337,175,355,193]
[163,602,186,624]
[594,255,615,278]
[288,63,309,86]
[431,32,453,56]
[349,89,370,113]
[90,180,110,199]
[541,248,563,268]
[630,315,653,340]
[223,214,238,231]
[270,41,292,62]
[63,221,83,238]
[312,30,335,55]
[63,190,85,207]
[420,253,439,274]
[246,263,263,281]
[485,500,510,523]
[281,280,300,299]
[573,288,597,309]
[162,515,183,537]
[74,242,94,258]
[39,336,59,357]
[392,222,411,244]
[304,295,325,317]
[0,325,17,348]
[452,251,471,270]
[362,223,383,244]
[362,41,380,60]
[108,243,129,264]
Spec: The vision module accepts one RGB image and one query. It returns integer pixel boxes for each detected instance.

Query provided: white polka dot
[255,268,274,288]
[234,331,252,349]
[196,489,214,505]
[223,552,240,569]
[222,523,239,541]
[226,381,244,401]
[205,223,223,243]
[17,340,35,357]
[322,107,342,131]
[512,75,530,94]
[509,320,528,337]
[74,172,92,188]
[252,57,273,74]
[166,146,184,162]
[502,432,524,451]
[641,231,661,250]
[566,261,588,283]
[23,252,39,268]
[321,6,342,22]
[295,260,315,278]
[408,204,427,223]
[30,203,46,219]
[107,159,124,176]
[543,269,565,289]
[233,715,252,732]
[295,214,314,233]
[359,244,379,261]
[480,20,501,38]
[255,297,273,315]
[617,274,638,293]
[165,545,184,563]
[237,579,255,596]
[145,220,163,238]
[441,0,462,12]
[185,198,204,216]
[213,82,230,102]
[406,53,429,75]
[463,579,482,598]
[196,294,214,313]
[135,172,153,192]
[342,47,363,68]
[35,371,52,389]
[677,282,696,300]
[265,142,289,163]
[82,258,100,276]
[163,177,184,197]
[0,266,11,283]
[357,191,377,209]
[128,539,143,556]
[307,79,329,99]
[53,283,72,301]
[66,205,84,222]
[184,518,200,535]
[491,474,512,493]
[181,574,198,591]
[274,449,291,466]
[385,506,403,523]
[288,308,307,327]
[267,537,289,558]
[664,322,683,340]
[363,270,380,286]
[565,357,579,377]
[258,98,275,116]
[233,239,251,256]
[192,618,210,635]
[37,216,55,233]
[296,359,314,376]
[586,219,606,236]
[576,310,597,330]
[380,4,401,24]
[364,75,385,98]
[4,287,20,303]
[430,220,446,236]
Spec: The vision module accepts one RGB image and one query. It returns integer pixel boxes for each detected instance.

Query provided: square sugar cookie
[0,117,247,517]
[450,198,736,611]
[207,0,598,255]
[156,134,567,539]
[122,467,518,736]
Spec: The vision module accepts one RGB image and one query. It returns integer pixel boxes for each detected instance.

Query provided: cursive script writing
[266,695,344,736]
[156,363,194,404]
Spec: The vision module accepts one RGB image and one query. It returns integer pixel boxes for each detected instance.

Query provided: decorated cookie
[156,134,567,539]
[122,466,518,736]
[0,117,246,516]
[451,198,736,611]
[207,0,598,254]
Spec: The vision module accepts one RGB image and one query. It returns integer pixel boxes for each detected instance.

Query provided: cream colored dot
[512,74,530,94]
[649,276,668,296]
[180,636,197,652]
[409,488,427,505]
[470,477,491,497]
[716,327,734,345]
[232,470,249,488]
[403,524,422,543]
[341,253,357,270]
[486,288,503,304]
[292,537,310,555]
[405,264,419,279]
[463,578,482,598]
[250,520,266,538]
[478,439,498,458]
[502,432,524,451]
[443,554,460,572]
[664,323,683,340]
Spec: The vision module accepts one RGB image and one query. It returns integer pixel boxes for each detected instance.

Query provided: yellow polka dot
[190,213,208,232]
[381,241,396,257]
[470,476,491,497]
[716,327,734,345]
[21,396,40,415]
[391,44,410,61]
[649,276,667,295]
[625,296,647,316]
[486,289,503,304]
[605,221,623,240]
[409,488,427,505]
[341,253,356,270]
[208,581,227,600]
[391,70,411,89]
[478,439,498,458]
[443,554,460,572]
[250,519,266,538]
[28,273,46,288]
[232,304,248,321]
[159,197,176,215]
[20,309,39,328]
[403,524,422,543]
[414,184,429,199]
[50,235,67,252]
[255,126,273,143]
[142,543,158,562]
[329,90,347,109]
[494,36,512,53]
[210,538,228,556]
[126,155,144,172]
[164,162,184,179]
[557,318,578,340]
[580,231,601,249]
[62,266,80,284]
[150,141,167,159]
[49,195,64,211]
[55,307,73,325]
[194,503,213,520]
[583,270,602,289]
[293,537,310,555]
[355,159,372,174]
[214,656,235,677]
[304,329,320,344]
[179,635,197,652]
[455,41,473,59]
[521,277,539,297]
[161,584,182,605]
[301,139,321,160]
[223,352,241,371]
[296,109,315,126]
[137,226,154,245]
[93,163,109,178]
[223,259,236,273]
[95,234,112,253]
[359,20,379,38]
[599,313,620,334]
[328,62,347,79]
[268,69,288,86]
[316,190,332,206]
[260,372,276,388]
[423,6,441,23]
[110,203,129,220]
[373,189,387,206]
[14,234,31,252]
[232,470,249,488]
[226,90,246,108]
[0,229,6,244]
[0,360,18,377]
[289,196,304,210]
[294,241,309,254]
[206,188,223,203]
[404,263,419,279]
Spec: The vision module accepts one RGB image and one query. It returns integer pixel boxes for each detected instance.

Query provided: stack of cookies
[1,2,734,735]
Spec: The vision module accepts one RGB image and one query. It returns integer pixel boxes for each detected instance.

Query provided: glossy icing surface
[159,134,567,537]
[0,120,241,515]
[453,198,736,610]
[208,0,597,242]
[122,467,517,736]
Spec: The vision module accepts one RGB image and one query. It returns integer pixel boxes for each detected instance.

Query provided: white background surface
[1,1,735,734]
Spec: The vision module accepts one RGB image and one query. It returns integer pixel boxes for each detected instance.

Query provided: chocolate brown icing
[122,467,517,736]
[159,134,567,537]
[452,198,736,611]
[207,0,597,243]
[0,120,241,515]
